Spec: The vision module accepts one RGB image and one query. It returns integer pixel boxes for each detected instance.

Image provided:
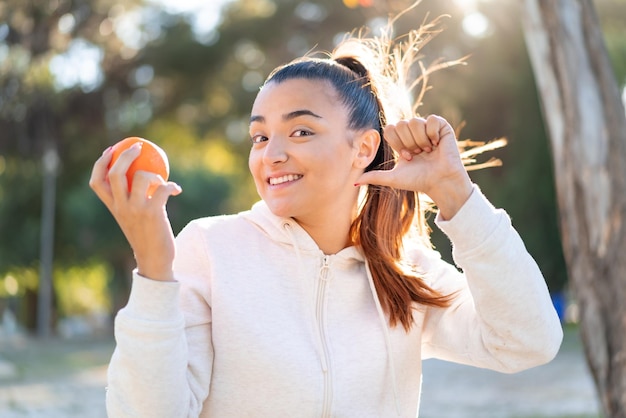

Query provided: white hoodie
[106,185,563,418]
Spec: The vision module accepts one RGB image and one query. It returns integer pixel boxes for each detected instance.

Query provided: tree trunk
[37,138,59,338]
[521,0,626,416]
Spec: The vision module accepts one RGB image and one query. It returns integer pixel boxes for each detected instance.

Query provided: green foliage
[53,262,112,317]
[0,156,45,267]
[0,261,111,321]
[167,168,236,234]
[1,266,39,328]
[0,267,38,299]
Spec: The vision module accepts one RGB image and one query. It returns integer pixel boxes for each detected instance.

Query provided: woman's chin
[264,200,295,219]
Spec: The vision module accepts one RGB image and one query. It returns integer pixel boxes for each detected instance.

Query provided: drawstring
[365,260,401,416]
[282,221,303,264]
[282,221,328,372]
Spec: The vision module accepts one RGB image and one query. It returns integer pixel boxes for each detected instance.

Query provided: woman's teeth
[269,174,302,185]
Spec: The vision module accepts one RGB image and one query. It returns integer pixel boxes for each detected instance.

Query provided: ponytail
[349,166,452,332]
[336,31,455,332]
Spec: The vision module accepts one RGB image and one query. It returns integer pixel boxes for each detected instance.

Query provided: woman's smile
[268,174,303,186]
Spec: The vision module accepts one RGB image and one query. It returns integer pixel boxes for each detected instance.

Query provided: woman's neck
[294,211,355,255]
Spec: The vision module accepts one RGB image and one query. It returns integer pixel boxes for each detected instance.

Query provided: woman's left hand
[355,114,473,220]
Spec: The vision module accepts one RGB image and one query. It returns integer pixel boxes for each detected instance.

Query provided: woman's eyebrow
[249,109,322,125]
[283,109,322,121]
[249,115,264,124]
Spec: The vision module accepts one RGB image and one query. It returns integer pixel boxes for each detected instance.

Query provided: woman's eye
[292,129,313,137]
[250,135,268,144]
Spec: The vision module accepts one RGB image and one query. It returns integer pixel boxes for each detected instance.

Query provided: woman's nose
[262,136,288,165]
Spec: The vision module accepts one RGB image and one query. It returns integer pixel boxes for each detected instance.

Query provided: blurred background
[0,0,624,416]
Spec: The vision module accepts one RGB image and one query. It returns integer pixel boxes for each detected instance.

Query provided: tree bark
[37,130,58,338]
[521,0,626,416]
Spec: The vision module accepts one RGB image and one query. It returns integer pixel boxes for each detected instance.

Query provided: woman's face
[248,78,363,223]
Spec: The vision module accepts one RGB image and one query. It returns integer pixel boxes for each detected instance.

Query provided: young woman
[90,24,563,418]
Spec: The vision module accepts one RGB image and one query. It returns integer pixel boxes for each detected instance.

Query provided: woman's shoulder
[186,211,249,230]
[173,210,254,247]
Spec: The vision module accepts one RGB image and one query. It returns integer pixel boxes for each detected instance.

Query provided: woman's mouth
[268,174,303,185]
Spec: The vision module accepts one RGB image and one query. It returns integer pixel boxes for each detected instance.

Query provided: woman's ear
[354,129,380,169]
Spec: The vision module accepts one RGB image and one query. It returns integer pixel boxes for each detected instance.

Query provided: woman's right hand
[89,143,182,281]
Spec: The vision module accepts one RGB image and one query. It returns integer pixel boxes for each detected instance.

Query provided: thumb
[355,169,397,188]
[151,181,183,203]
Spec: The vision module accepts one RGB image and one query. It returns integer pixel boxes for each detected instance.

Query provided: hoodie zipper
[317,255,332,417]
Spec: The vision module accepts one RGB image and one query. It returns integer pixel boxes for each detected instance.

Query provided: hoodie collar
[241,200,364,263]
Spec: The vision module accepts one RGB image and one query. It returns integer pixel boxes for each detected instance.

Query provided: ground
[0,326,601,417]
[420,326,601,417]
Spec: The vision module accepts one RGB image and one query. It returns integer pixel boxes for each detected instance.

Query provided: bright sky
[451,0,492,38]
[148,0,235,37]
[49,0,235,92]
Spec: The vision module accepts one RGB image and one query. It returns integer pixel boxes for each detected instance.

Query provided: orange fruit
[108,137,169,196]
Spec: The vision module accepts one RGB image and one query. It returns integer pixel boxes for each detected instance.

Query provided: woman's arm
[420,185,563,372]
[357,115,562,370]
[89,148,213,417]
[106,222,214,418]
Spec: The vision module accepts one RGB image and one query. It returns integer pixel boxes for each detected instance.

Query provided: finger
[89,147,115,206]
[108,142,142,199]
[151,181,183,204]
[425,115,447,147]
[128,170,164,202]
[394,120,420,152]
[355,167,399,189]
[408,118,433,152]
[382,125,402,150]
[130,171,182,203]
[383,125,413,160]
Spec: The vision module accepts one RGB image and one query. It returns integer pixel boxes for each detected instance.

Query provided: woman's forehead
[252,78,343,114]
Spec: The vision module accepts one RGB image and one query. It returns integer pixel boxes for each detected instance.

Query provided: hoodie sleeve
[420,185,563,373]
[106,220,214,418]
